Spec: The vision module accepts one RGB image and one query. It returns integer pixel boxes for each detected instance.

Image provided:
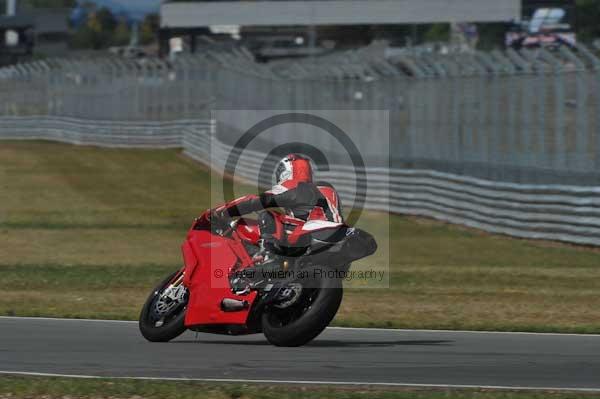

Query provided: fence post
[476,52,503,174]
[469,54,489,174]
[509,49,534,180]
[439,56,462,166]
[403,59,425,167]
[559,46,590,172]
[491,50,518,179]
[540,48,566,173]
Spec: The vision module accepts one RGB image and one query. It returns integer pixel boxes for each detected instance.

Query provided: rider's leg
[256,211,284,258]
[229,212,285,295]
[231,219,376,295]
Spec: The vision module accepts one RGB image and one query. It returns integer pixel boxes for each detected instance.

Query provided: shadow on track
[173,339,453,347]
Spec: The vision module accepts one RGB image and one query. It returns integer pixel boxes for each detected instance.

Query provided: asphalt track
[1,317,600,391]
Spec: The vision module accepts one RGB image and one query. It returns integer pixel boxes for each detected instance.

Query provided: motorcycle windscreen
[182,230,257,327]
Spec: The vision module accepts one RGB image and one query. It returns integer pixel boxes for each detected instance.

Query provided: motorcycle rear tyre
[262,272,343,347]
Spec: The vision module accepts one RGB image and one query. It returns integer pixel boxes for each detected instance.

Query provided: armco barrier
[0,116,210,148]
[2,116,600,246]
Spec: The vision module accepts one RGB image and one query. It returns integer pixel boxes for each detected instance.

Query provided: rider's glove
[210,208,228,221]
[209,208,231,231]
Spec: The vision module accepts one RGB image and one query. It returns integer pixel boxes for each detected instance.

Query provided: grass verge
[1,376,600,399]
[1,141,600,332]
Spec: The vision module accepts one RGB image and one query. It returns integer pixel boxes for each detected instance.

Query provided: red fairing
[182,230,257,327]
[235,218,261,245]
[182,240,198,287]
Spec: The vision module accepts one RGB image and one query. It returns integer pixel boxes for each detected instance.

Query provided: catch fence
[1,44,600,244]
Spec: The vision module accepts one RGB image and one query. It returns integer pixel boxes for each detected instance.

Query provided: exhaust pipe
[221,298,249,312]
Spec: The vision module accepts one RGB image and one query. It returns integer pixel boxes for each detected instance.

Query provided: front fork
[152,270,188,326]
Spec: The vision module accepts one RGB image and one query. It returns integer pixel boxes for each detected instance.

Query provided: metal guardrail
[2,116,600,245]
[0,116,209,147]
[193,123,600,246]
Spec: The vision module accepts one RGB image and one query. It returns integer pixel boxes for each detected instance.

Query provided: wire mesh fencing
[0,44,599,185]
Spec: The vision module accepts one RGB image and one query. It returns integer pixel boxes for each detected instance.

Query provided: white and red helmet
[274,154,313,187]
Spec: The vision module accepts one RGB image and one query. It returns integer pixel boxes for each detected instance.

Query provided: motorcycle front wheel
[139,270,188,342]
[261,268,343,347]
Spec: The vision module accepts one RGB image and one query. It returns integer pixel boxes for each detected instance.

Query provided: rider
[210,153,376,294]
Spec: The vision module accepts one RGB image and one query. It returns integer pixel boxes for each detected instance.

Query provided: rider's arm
[213,194,262,218]
[214,183,320,218]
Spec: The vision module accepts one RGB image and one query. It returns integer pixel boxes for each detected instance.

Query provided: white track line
[0,371,599,393]
[0,316,136,324]
[2,316,600,337]
[326,326,600,337]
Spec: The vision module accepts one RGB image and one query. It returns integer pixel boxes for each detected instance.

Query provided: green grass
[1,376,599,399]
[1,140,600,332]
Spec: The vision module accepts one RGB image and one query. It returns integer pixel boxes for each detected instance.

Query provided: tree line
[70,4,159,49]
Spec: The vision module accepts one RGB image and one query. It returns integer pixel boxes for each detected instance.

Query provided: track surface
[1,317,600,390]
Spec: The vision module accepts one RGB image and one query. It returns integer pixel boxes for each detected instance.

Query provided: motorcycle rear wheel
[139,270,188,342]
[261,270,343,347]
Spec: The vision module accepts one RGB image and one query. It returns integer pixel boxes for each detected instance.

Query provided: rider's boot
[230,239,286,295]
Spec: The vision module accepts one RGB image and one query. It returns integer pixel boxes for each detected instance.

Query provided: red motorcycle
[139,209,376,347]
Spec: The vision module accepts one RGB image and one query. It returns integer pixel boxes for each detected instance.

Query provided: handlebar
[193,209,239,237]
